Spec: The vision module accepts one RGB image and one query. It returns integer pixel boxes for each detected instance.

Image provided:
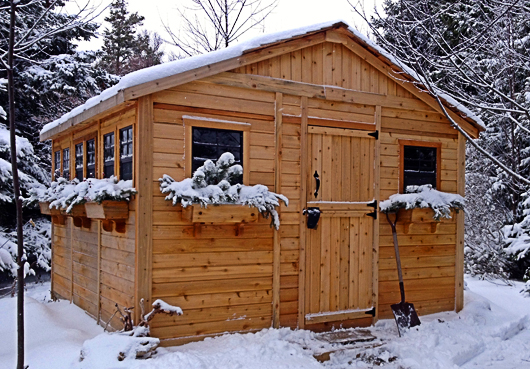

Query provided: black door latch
[303,207,321,229]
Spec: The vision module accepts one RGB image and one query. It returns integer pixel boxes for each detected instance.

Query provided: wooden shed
[39,21,484,345]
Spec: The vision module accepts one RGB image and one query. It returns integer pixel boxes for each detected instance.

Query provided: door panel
[305,126,376,323]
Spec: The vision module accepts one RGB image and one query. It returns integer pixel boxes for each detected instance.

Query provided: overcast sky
[68,0,383,53]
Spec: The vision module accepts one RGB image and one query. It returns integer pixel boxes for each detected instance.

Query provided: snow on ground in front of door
[2,276,530,369]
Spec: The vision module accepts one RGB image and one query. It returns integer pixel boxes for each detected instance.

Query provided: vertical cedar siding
[231,41,458,321]
[50,106,137,330]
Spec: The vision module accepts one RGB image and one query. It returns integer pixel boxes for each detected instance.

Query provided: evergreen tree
[99,0,163,75]
[0,1,118,280]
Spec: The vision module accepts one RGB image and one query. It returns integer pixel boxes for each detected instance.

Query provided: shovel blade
[391,301,421,337]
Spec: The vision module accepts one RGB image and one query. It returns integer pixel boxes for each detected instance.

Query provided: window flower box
[182,204,259,224]
[85,200,129,220]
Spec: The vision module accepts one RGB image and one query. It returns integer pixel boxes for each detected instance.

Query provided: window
[54,150,61,179]
[103,132,115,178]
[85,139,96,178]
[401,142,441,192]
[75,143,83,180]
[192,127,243,182]
[62,148,70,179]
[119,126,133,180]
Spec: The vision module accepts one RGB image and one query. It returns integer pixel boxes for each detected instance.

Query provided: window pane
[75,143,83,180]
[103,132,115,178]
[403,145,437,190]
[62,148,70,179]
[192,127,243,183]
[86,139,96,178]
[120,126,133,180]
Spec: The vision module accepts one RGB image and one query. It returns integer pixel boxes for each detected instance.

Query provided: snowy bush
[159,153,288,229]
[464,170,512,281]
[0,124,49,205]
[380,185,464,220]
[503,191,530,280]
[0,219,51,278]
[28,176,137,213]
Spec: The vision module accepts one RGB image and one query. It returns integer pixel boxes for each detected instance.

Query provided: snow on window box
[29,176,137,215]
[380,185,464,222]
[159,153,288,229]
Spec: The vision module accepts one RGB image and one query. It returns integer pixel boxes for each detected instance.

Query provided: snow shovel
[386,212,421,337]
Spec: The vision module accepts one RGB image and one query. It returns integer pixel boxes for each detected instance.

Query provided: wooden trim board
[135,95,154,324]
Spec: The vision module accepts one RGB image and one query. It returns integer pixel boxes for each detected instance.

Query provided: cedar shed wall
[233,41,464,321]
[50,107,137,330]
[145,39,464,343]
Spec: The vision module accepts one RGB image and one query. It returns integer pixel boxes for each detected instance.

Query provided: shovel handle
[387,212,406,303]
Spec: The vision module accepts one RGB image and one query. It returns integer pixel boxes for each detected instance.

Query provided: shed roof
[40,20,484,141]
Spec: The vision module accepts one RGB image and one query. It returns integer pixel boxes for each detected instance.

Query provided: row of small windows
[54,126,133,181]
[54,125,438,191]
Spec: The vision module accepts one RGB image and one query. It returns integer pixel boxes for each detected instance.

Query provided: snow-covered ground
[2,276,530,369]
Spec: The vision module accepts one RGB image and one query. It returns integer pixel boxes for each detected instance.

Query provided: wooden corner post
[135,95,154,324]
[455,132,466,311]
[272,93,283,328]
[298,96,309,329]
[372,106,381,322]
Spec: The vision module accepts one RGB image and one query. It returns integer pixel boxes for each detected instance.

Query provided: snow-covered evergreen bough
[159,153,288,229]
[28,176,137,213]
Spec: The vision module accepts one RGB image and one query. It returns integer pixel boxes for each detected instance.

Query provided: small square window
[192,127,243,183]
[103,132,115,178]
[86,139,96,178]
[403,145,438,191]
[75,143,83,180]
[62,148,70,179]
[120,126,133,180]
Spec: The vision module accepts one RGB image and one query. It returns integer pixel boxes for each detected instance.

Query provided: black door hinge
[367,211,377,220]
[368,130,379,140]
[367,200,377,209]
[365,307,376,317]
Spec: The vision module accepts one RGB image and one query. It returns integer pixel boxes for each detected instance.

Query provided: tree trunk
[8,1,25,368]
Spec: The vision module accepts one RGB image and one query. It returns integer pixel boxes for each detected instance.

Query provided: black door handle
[314,171,320,198]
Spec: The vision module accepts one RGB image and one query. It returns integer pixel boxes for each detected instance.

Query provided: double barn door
[304,125,377,324]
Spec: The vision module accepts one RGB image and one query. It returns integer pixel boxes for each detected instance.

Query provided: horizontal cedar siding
[377,132,457,318]
[150,83,276,340]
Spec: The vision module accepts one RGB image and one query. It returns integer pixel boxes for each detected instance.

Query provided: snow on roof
[40,20,483,138]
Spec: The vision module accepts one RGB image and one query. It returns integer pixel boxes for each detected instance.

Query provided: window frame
[73,133,98,180]
[184,116,250,185]
[399,140,441,193]
[53,150,61,180]
[99,118,135,182]
[102,131,115,178]
[74,142,84,181]
[119,125,133,181]
[62,147,70,180]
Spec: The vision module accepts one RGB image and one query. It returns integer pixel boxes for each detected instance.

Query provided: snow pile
[160,153,288,229]
[380,185,464,221]
[3,278,530,368]
[41,20,483,138]
[79,333,160,366]
[28,176,136,213]
[0,283,103,369]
